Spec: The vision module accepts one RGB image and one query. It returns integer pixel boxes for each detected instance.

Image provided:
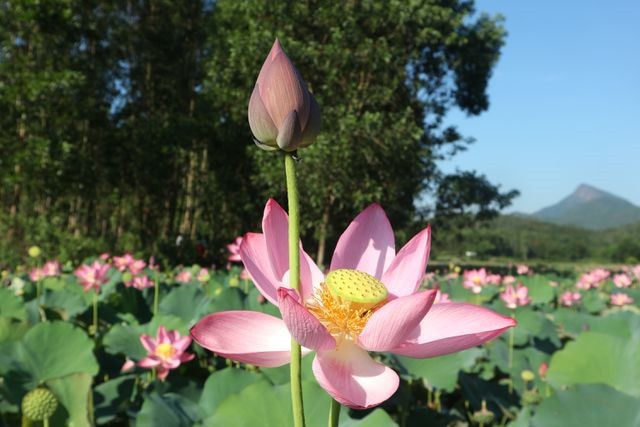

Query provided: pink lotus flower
[610,292,634,306]
[227,237,243,263]
[487,274,502,285]
[75,261,110,292]
[29,267,44,282]
[516,264,530,275]
[463,269,489,294]
[577,268,610,289]
[138,326,194,380]
[633,265,640,281]
[128,259,146,276]
[175,270,193,283]
[197,268,210,283]
[502,275,516,285]
[42,260,61,277]
[434,290,451,304]
[559,291,581,307]
[248,39,321,152]
[191,200,515,409]
[113,254,135,271]
[500,283,532,309]
[613,273,632,288]
[131,275,154,290]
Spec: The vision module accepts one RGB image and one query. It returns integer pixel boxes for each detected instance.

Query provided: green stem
[92,292,99,337]
[328,398,341,427]
[153,270,160,317]
[285,153,305,427]
[508,311,515,394]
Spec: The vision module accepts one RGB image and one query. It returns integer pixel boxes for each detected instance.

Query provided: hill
[532,184,640,230]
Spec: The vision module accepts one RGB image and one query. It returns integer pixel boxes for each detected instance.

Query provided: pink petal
[262,199,323,300]
[312,342,399,409]
[180,352,195,362]
[261,51,310,129]
[140,335,156,353]
[382,227,431,298]
[391,303,516,358]
[277,288,336,351]
[248,84,278,144]
[262,199,290,280]
[157,367,169,380]
[239,232,282,306]
[358,290,437,352]
[121,358,135,372]
[157,326,169,343]
[172,336,192,353]
[256,39,283,89]
[138,356,161,368]
[330,204,395,279]
[190,311,295,367]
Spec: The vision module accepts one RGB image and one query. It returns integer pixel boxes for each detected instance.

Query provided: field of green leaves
[1,254,639,427]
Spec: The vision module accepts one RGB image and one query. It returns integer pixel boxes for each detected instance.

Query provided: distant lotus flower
[42,260,61,277]
[99,252,110,260]
[131,275,154,290]
[434,290,451,304]
[516,264,530,275]
[113,254,134,271]
[175,270,193,283]
[128,259,146,276]
[610,292,634,306]
[502,275,516,285]
[463,269,489,294]
[138,326,194,380]
[248,39,321,152]
[633,265,640,281]
[197,268,210,283]
[240,268,250,281]
[559,291,581,307]
[29,268,44,282]
[500,283,532,309]
[487,274,502,285]
[75,261,110,292]
[577,268,610,289]
[191,200,515,409]
[227,237,243,263]
[613,273,632,288]
[538,362,548,379]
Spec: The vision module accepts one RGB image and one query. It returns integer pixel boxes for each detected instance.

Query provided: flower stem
[153,270,160,317]
[508,311,515,394]
[284,153,305,427]
[328,398,341,427]
[92,292,99,337]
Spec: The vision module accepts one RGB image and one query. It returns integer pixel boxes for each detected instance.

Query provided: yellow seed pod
[28,246,42,258]
[22,388,58,421]
[521,370,536,382]
[326,269,387,309]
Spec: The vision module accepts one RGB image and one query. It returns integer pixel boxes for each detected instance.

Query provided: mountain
[532,184,640,230]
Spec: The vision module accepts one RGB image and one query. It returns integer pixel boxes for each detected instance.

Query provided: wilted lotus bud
[248,39,320,152]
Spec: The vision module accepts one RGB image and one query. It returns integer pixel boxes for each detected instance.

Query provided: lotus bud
[22,388,58,421]
[248,39,321,152]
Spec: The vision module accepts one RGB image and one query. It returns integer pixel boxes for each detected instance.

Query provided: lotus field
[2,238,640,426]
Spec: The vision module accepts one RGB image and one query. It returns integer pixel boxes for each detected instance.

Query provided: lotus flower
[113,254,134,271]
[227,236,243,263]
[29,268,44,282]
[516,264,530,275]
[463,268,489,294]
[191,200,515,409]
[138,326,194,380]
[500,283,532,309]
[559,291,581,307]
[613,273,632,288]
[502,275,516,285]
[610,292,634,306]
[131,275,154,290]
[74,261,110,292]
[42,260,61,277]
[175,270,193,283]
[248,39,320,152]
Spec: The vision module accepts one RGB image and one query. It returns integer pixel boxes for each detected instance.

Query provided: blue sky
[439,0,640,213]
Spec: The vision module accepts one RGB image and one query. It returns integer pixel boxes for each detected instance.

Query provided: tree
[205,0,508,264]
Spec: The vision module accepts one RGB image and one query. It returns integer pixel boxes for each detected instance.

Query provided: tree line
[0,0,516,266]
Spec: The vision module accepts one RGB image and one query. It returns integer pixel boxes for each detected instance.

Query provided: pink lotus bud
[248,39,321,152]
